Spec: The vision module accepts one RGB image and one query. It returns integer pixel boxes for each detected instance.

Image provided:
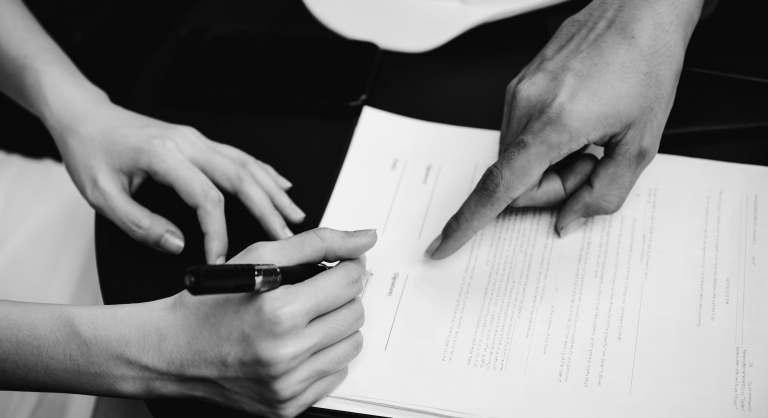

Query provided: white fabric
[0,151,100,418]
[303,0,569,53]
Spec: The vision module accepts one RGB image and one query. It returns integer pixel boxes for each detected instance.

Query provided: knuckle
[633,148,650,169]
[551,99,577,128]
[444,208,471,237]
[591,191,625,215]
[310,227,333,243]
[123,211,153,240]
[515,78,575,134]
[300,228,331,257]
[512,80,537,103]
[632,143,657,170]
[260,355,290,380]
[234,168,254,188]
[511,73,549,105]
[336,262,364,294]
[271,403,301,418]
[349,331,364,357]
[245,241,270,258]
[259,345,299,379]
[265,302,304,335]
[200,186,225,208]
[475,164,509,201]
[337,365,349,381]
[351,299,365,330]
[501,134,535,159]
[148,136,181,156]
[270,377,301,404]
[533,97,573,138]
[172,125,200,140]
[504,81,518,99]
[83,176,113,208]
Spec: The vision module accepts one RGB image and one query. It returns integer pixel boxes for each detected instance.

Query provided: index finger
[229,228,376,320]
[425,140,548,260]
[229,227,377,266]
[286,257,367,321]
[148,153,228,264]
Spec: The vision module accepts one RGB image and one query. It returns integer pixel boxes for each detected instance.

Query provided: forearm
[0,0,109,138]
[0,298,177,398]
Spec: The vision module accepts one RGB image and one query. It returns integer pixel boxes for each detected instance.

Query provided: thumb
[98,184,186,255]
[230,228,378,266]
[556,135,655,237]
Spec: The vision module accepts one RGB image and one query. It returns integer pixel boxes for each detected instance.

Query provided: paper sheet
[316,106,768,417]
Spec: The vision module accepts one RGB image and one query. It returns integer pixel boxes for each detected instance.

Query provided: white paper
[317,106,768,417]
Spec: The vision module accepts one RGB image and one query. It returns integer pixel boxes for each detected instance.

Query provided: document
[316,106,768,417]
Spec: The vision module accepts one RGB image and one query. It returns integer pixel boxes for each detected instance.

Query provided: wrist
[0,300,173,397]
[586,0,705,49]
[70,296,185,399]
[142,291,247,404]
[36,73,112,148]
[124,294,191,399]
[110,292,209,400]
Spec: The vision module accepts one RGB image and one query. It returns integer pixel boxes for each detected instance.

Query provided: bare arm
[0,0,304,264]
[0,229,374,417]
[0,299,172,397]
[0,0,108,125]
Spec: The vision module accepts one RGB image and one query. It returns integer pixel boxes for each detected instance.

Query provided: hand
[0,228,374,409]
[51,100,305,264]
[158,228,376,417]
[425,0,706,260]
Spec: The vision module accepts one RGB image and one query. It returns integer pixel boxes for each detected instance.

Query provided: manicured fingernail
[352,229,376,237]
[280,178,293,189]
[424,234,443,259]
[290,203,306,219]
[159,231,184,254]
[558,217,586,238]
[216,256,226,265]
[282,226,294,238]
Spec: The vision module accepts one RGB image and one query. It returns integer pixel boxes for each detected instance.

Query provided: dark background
[2,0,766,163]
[2,0,767,417]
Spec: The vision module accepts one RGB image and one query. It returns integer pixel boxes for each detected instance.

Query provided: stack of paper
[317,107,768,417]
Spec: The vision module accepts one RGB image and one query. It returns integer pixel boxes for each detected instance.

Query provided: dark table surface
[93,1,767,417]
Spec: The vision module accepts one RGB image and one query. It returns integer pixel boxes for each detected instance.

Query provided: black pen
[184,264,330,295]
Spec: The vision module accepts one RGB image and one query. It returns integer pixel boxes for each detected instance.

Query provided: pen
[184,263,330,295]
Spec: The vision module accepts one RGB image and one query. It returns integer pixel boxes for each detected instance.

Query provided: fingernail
[352,229,376,237]
[281,178,293,189]
[216,256,226,265]
[424,234,443,259]
[290,203,306,219]
[282,226,294,238]
[159,231,184,254]
[558,217,586,238]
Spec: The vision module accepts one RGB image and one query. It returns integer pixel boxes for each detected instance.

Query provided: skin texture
[425,0,709,260]
[0,228,376,418]
[0,0,303,264]
[0,0,718,414]
[0,3,372,414]
[52,101,304,264]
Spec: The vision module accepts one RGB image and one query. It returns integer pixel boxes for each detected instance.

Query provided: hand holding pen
[169,228,376,417]
[184,263,332,295]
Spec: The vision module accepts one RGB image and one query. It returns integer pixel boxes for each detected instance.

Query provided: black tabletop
[94,1,768,417]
